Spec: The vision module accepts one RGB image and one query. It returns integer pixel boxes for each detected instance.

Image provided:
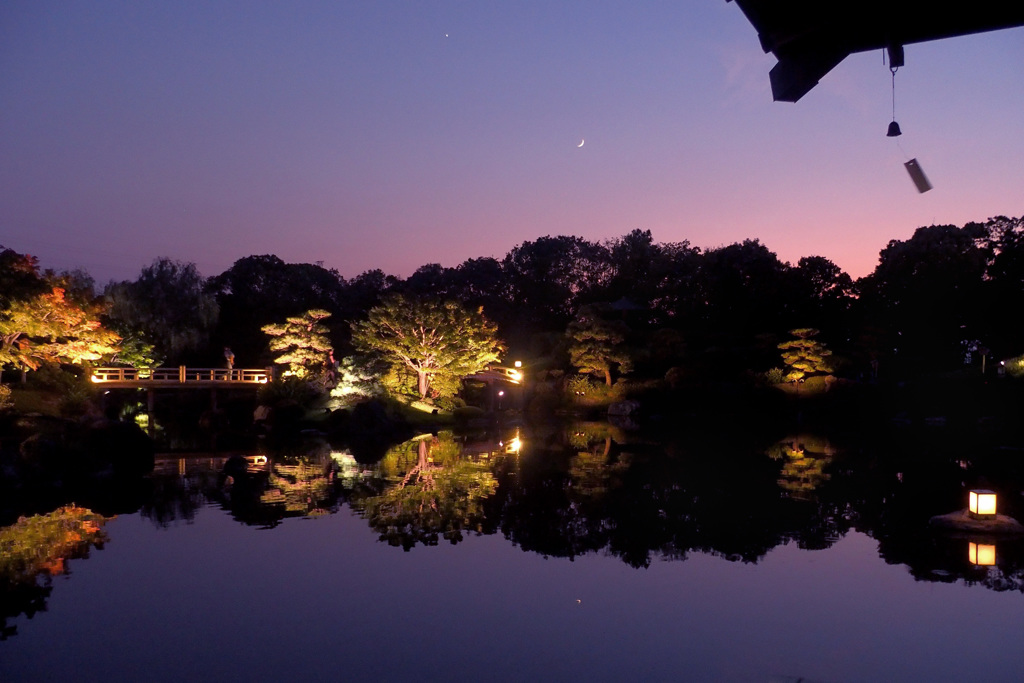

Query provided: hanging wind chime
[887,47,932,193]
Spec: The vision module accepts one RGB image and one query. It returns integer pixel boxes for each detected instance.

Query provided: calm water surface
[2,427,1023,682]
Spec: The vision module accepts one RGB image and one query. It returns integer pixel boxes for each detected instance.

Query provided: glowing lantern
[969,541,996,566]
[969,490,997,519]
[514,360,522,368]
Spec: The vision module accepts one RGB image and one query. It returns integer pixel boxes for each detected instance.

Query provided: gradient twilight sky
[2,1,1022,286]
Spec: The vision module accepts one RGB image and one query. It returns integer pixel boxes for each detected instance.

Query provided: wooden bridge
[90,366,271,389]
[467,365,523,385]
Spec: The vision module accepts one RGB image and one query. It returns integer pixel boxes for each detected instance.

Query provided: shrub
[58,387,92,418]
[1003,355,1024,378]
[433,395,466,413]
[566,374,598,397]
[258,376,320,409]
[330,355,385,401]
[0,385,12,411]
[28,364,81,392]
[453,405,486,423]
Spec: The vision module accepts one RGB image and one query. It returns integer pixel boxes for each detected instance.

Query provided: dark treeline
[2,215,1023,387]
[100,216,1024,380]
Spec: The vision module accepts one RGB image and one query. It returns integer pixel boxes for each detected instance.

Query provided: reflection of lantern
[969,541,996,566]
[969,490,997,519]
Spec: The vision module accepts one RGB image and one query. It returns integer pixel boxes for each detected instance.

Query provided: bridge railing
[90,366,271,384]
[468,365,523,384]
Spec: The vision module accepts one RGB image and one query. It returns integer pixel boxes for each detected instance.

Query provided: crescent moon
[577,139,585,148]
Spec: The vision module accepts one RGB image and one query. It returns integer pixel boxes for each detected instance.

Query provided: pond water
[3,425,1024,682]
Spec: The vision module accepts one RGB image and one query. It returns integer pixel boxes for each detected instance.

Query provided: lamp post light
[969,489,997,520]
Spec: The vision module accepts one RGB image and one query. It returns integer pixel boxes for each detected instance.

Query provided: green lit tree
[566,305,632,386]
[351,294,504,400]
[777,328,833,382]
[261,309,333,379]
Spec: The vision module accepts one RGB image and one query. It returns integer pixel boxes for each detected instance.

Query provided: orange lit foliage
[0,505,108,582]
[0,287,119,371]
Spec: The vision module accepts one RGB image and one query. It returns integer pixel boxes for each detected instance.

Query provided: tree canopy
[262,309,333,379]
[351,294,505,400]
[778,328,833,382]
[566,304,633,386]
[0,250,120,377]
[104,258,218,364]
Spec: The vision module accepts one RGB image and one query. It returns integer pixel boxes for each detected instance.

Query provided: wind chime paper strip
[904,158,932,193]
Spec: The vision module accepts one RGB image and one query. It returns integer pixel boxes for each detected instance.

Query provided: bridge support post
[147,389,155,436]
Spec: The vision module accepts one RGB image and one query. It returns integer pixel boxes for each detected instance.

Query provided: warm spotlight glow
[505,436,521,454]
[969,490,997,518]
[969,541,996,566]
[90,375,102,383]
[514,360,522,368]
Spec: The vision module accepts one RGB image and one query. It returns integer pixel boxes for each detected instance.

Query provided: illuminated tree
[567,305,632,386]
[777,328,833,382]
[329,355,386,403]
[261,309,333,379]
[0,287,120,378]
[351,294,504,400]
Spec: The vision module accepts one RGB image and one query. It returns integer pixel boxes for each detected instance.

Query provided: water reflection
[349,432,500,549]
[127,424,1024,578]
[4,418,1024,645]
[0,506,108,640]
[766,434,834,501]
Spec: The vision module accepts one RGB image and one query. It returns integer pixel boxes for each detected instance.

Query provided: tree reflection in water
[0,505,108,640]
[766,434,834,501]
[17,422,1022,603]
[350,432,498,549]
[216,440,344,527]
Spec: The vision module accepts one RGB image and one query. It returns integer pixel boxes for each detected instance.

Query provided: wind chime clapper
[886,44,932,193]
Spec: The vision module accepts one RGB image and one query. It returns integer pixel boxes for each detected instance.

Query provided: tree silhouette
[104,258,217,364]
